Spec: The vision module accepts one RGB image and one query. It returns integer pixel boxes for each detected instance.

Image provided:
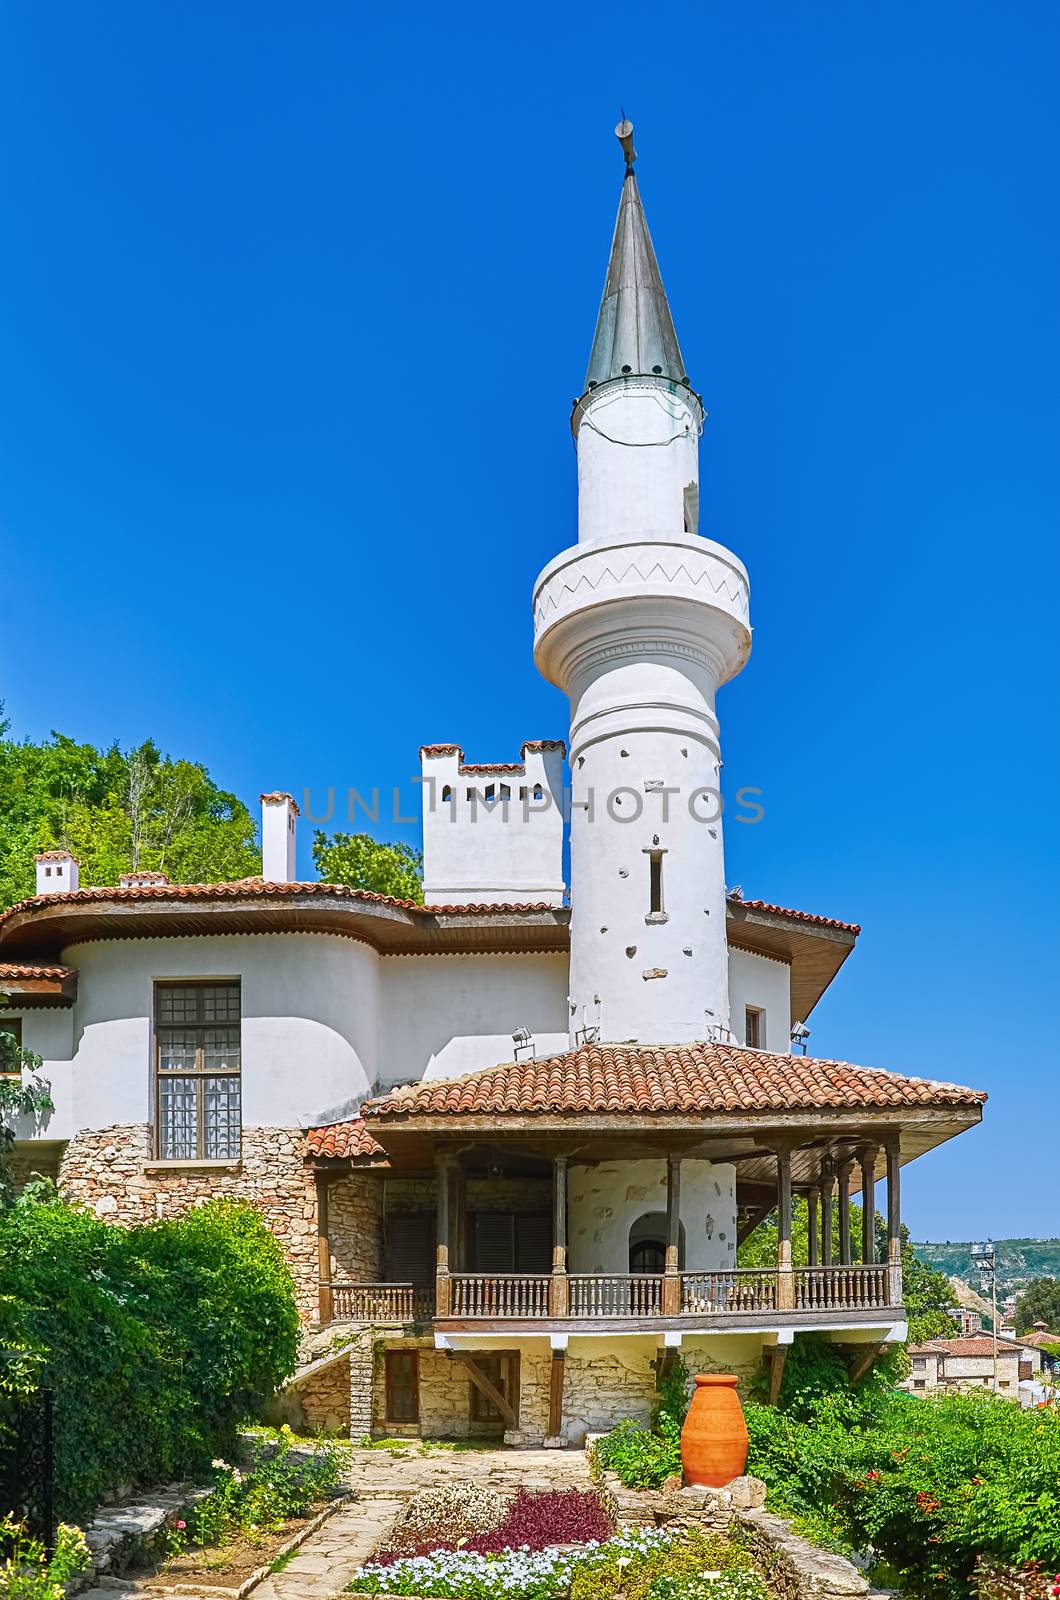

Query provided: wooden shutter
[385,1214,436,1294]
[515,1213,552,1273]
[473,1213,515,1272]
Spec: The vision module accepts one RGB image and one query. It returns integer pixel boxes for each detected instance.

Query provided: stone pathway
[77,1445,592,1600]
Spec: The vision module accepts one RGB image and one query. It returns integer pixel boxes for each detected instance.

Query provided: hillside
[912,1238,1060,1298]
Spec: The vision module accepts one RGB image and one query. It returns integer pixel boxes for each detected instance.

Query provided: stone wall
[59,1123,320,1318]
[327,1174,384,1282]
[9,1141,63,1192]
[287,1352,352,1435]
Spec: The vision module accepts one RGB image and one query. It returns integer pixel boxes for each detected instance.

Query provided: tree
[312,829,423,902]
[1014,1277,1060,1335]
[0,711,260,907]
[738,1201,959,1345]
[0,1011,53,1205]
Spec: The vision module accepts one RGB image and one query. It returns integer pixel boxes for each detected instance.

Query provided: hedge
[0,1193,299,1520]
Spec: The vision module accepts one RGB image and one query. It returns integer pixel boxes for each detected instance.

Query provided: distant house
[1017,1322,1060,1372]
[902,1337,1044,1404]
[958,1308,983,1336]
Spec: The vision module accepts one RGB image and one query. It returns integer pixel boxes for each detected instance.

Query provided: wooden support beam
[435,1154,451,1318]
[548,1349,565,1437]
[775,1145,795,1311]
[848,1340,889,1385]
[859,1144,878,1265]
[768,1344,788,1406]
[315,1174,332,1324]
[662,1156,682,1314]
[807,1189,819,1267]
[837,1158,855,1266]
[448,1351,517,1429]
[819,1162,834,1268]
[737,1201,776,1246]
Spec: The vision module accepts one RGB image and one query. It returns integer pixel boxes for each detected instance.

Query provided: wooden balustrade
[328,1282,420,1323]
[448,1273,551,1318]
[680,1270,778,1314]
[418,1264,897,1322]
[792,1265,891,1310]
[568,1274,664,1317]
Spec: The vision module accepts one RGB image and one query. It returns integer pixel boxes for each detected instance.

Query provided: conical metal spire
[583,121,689,394]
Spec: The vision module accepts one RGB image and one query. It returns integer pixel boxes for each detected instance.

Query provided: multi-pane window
[155,982,241,1160]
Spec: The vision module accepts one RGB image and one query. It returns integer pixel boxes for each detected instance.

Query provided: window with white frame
[745,1006,764,1049]
[155,981,241,1160]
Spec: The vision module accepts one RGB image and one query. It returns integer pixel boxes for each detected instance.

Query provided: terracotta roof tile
[363,1041,987,1121]
[304,1119,387,1161]
[730,897,861,936]
[0,961,76,980]
[911,1337,1025,1357]
[0,879,559,925]
[419,741,566,774]
[260,792,300,814]
[34,850,78,863]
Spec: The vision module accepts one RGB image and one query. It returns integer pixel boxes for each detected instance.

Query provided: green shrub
[0,1517,89,1600]
[745,1388,1060,1600]
[594,1418,681,1489]
[0,1194,299,1520]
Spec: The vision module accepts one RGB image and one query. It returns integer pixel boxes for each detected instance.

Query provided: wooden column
[435,1153,451,1318]
[662,1156,682,1315]
[549,1155,569,1317]
[859,1144,878,1266]
[315,1173,332,1324]
[548,1348,566,1438]
[837,1158,855,1266]
[775,1146,794,1311]
[807,1190,819,1267]
[819,1162,834,1268]
[885,1137,903,1306]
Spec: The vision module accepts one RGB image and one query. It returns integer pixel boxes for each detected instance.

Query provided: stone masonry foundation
[59,1123,320,1318]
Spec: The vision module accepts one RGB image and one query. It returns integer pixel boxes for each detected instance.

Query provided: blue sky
[1,1,1057,1240]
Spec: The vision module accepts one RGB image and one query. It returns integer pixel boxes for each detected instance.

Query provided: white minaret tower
[533,122,751,1046]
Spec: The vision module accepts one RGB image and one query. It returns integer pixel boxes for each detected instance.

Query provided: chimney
[261,792,299,883]
[119,870,171,889]
[35,850,80,896]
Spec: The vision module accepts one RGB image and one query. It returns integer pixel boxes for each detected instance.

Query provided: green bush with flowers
[0,1191,299,1521]
[158,1428,347,1560]
[0,1517,89,1600]
[744,1383,1060,1598]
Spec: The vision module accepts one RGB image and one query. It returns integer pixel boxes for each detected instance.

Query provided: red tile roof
[0,879,559,924]
[260,792,300,813]
[34,850,78,863]
[0,962,76,980]
[730,897,861,936]
[912,1337,1025,1357]
[363,1042,987,1121]
[420,741,566,773]
[305,1119,387,1161]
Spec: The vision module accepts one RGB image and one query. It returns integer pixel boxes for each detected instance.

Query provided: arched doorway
[628,1211,684,1272]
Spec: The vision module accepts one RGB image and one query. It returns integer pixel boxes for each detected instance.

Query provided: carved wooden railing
[448,1273,551,1319]
[792,1265,892,1310]
[680,1269,778,1314]
[568,1274,664,1318]
[328,1281,427,1323]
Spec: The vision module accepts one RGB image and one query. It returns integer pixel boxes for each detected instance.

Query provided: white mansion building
[3,124,985,1442]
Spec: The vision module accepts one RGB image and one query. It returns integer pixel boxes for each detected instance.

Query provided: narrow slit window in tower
[649,852,664,916]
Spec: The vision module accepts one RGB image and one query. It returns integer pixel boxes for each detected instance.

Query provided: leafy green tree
[0,1010,53,1205]
[312,829,423,901]
[0,710,260,907]
[739,1201,958,1345]
[1014,1277,1060,1335]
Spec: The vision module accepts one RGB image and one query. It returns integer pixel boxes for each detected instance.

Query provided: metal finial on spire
[581,124,689,394]
[615,118,636,169]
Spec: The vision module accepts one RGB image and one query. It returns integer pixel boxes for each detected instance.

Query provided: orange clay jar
[680,1373,749,1487]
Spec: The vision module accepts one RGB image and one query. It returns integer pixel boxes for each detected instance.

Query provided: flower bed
[347,1523,770,1600]
[129,1427,348,1591]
